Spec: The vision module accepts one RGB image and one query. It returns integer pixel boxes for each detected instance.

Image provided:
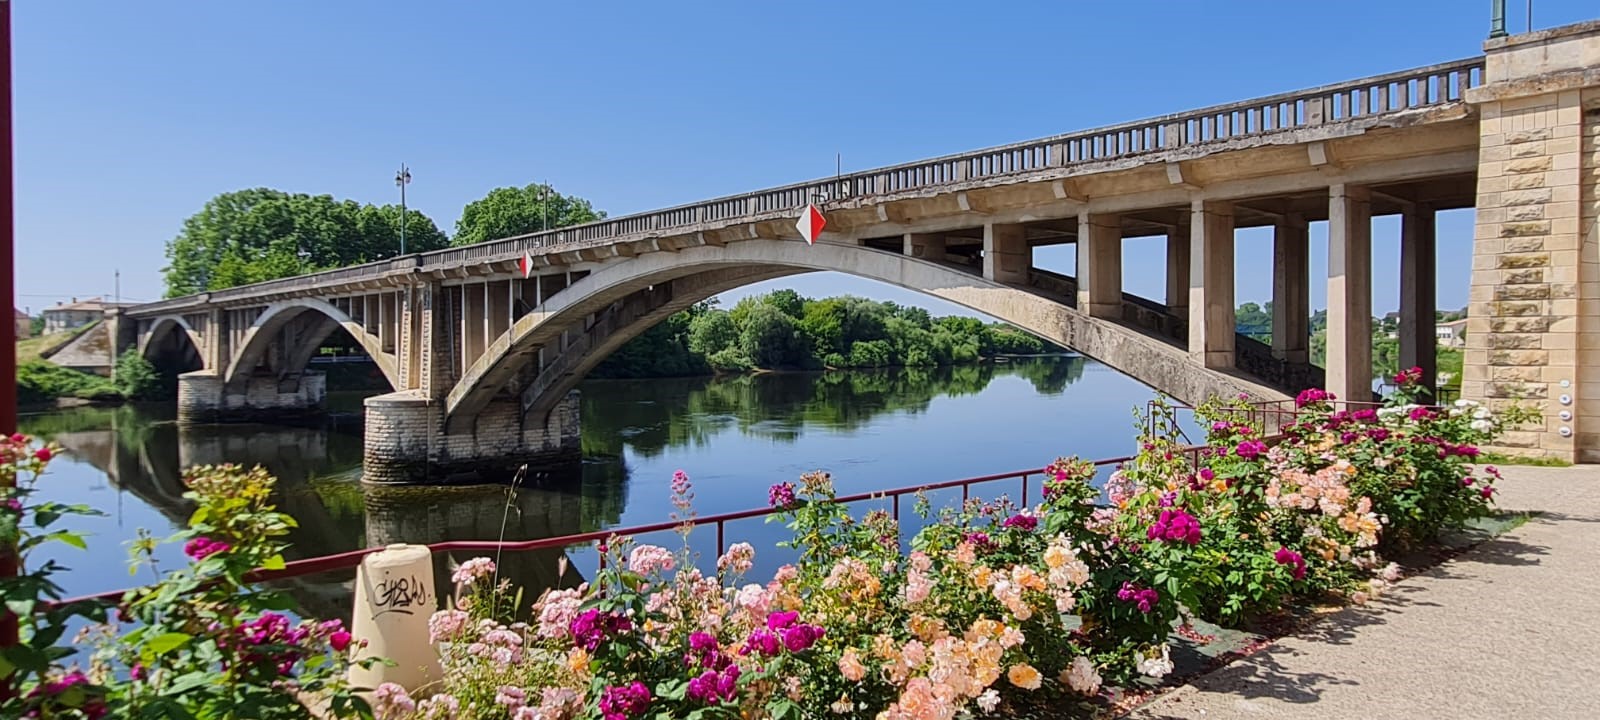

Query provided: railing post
[348,545,440,694]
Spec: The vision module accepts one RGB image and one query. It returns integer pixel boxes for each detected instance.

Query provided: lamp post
[395,164,411,256]
[1490,0,1508,38]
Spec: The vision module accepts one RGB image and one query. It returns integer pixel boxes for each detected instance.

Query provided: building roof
[14,308,28,319]
[1438,318,1469,328]
[42,297,106,313]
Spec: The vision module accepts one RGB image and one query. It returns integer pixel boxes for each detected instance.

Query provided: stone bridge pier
[176,371,328,424]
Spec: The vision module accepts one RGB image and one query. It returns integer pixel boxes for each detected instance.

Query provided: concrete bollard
[348,544,441,693]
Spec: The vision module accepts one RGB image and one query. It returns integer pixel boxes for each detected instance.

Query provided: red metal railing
[55,453,1182,609]
[55,397,1436,610]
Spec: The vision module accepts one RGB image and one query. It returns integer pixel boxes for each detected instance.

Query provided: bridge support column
[176,370,327,424]
[1463,22,1600,461]
[1188,200,1235,369]
[1271,213,1310,364]
[362,391,581,485]
[1165,222,1190,315]
[1327,184,1373,403]
[982,223,1029,284]
[904,233,946,262]
[1398,204,1438,394]
[1077,212,1122,318]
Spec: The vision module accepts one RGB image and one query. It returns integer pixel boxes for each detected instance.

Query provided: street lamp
[395,164,412,256]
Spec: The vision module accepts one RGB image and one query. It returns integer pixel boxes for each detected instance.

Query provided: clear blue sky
[12,1,1596,318]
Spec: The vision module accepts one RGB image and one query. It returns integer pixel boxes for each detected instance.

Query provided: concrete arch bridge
[108,23,1600,478]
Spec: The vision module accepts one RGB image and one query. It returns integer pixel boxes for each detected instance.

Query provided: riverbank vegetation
[2,370,1530,718]
[594,290,1059,379]
[15,350,163,405]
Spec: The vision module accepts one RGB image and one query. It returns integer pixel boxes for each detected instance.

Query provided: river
[19,356,1188,619]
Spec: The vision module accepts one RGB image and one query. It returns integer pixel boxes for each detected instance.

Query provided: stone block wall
[1465,22,1600,461]
[363,390,581,484]
[177,370,327,424]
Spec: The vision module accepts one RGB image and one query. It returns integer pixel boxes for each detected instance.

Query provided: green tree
[452,183,605,247]
[687,309,738,356]
[739,304,808,368]
[113,349,162,400]
[162,189,448,297]
[1234,302,1273,342]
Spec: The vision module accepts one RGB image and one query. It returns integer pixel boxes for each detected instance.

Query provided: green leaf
[260,554,287,571]
[55,531,88,550]
[147,631,194,655]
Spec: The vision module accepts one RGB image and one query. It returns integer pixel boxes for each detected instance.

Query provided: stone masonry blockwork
[363,390,581,484]
[1466,22,1600,462]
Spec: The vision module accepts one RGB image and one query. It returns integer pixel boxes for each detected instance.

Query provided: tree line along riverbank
[590,290,1062,379]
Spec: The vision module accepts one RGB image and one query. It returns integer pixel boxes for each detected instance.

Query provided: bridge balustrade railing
[134,58,1483,312]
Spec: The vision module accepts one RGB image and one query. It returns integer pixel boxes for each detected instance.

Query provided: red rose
[34,447,53,463]
[330,630,352,652]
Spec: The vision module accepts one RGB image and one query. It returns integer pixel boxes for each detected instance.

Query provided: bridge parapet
[126,58,1485,316]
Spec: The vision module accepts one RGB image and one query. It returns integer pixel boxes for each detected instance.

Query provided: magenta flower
[687,665,742,704]
[330,630,352,652]
[599,681,652,720]
[1273,547,1308,580]
[767,482,797,509]
[184,537,231,561]
[1409,406,1435,422]
[1295,388,1335,408]
[1146,509,1202,545]
[741,629,782,657]
[781,623,825,652]
[765,611,799,631]
[569,609,632,651]
[1116,581,1160,613]
[1235,440,1267,460]
[1001,514,1038,531]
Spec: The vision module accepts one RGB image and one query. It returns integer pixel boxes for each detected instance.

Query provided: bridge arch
[223,298,400,393]
[445,240,1281,426]
[140,315,206,378]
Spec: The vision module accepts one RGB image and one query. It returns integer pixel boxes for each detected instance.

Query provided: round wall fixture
[1560,410,1573,421]
[1559,426,1573,437]
[1560,394,1573,406]
[1561,379,1572,389]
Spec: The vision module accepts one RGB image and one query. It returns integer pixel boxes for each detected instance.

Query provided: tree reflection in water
[26,356,1087,620]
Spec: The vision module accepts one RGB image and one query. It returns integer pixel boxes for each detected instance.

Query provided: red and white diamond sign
[796,204,826,245]
[518,251,535,278]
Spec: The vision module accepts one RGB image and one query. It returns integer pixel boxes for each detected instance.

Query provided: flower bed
[1,451,373,718]
[367,371,1529,720]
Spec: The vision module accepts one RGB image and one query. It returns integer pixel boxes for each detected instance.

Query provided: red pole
[0,0,18,679]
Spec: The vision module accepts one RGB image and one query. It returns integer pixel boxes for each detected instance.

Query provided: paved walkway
[1131,465,1600,720]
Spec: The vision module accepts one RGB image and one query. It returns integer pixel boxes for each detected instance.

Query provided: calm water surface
[21,357,1189,619]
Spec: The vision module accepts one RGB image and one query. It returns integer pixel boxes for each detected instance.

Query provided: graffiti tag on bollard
[372,572,431,617]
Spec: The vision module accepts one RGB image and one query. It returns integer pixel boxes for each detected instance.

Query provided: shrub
[113,349,163,400]
[16,360,119,404]
[0,452,375,719]
[373,368,1525,719]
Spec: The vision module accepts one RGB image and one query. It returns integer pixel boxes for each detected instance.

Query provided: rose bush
[378,370,1524,719]
[0,450,375,719]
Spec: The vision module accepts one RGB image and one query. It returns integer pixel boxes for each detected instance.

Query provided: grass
[1479,452,1573,468]
[15,326,88,363]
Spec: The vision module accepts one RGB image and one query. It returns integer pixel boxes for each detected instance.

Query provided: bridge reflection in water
[27,357,1096,619]
[40,405,617,622]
